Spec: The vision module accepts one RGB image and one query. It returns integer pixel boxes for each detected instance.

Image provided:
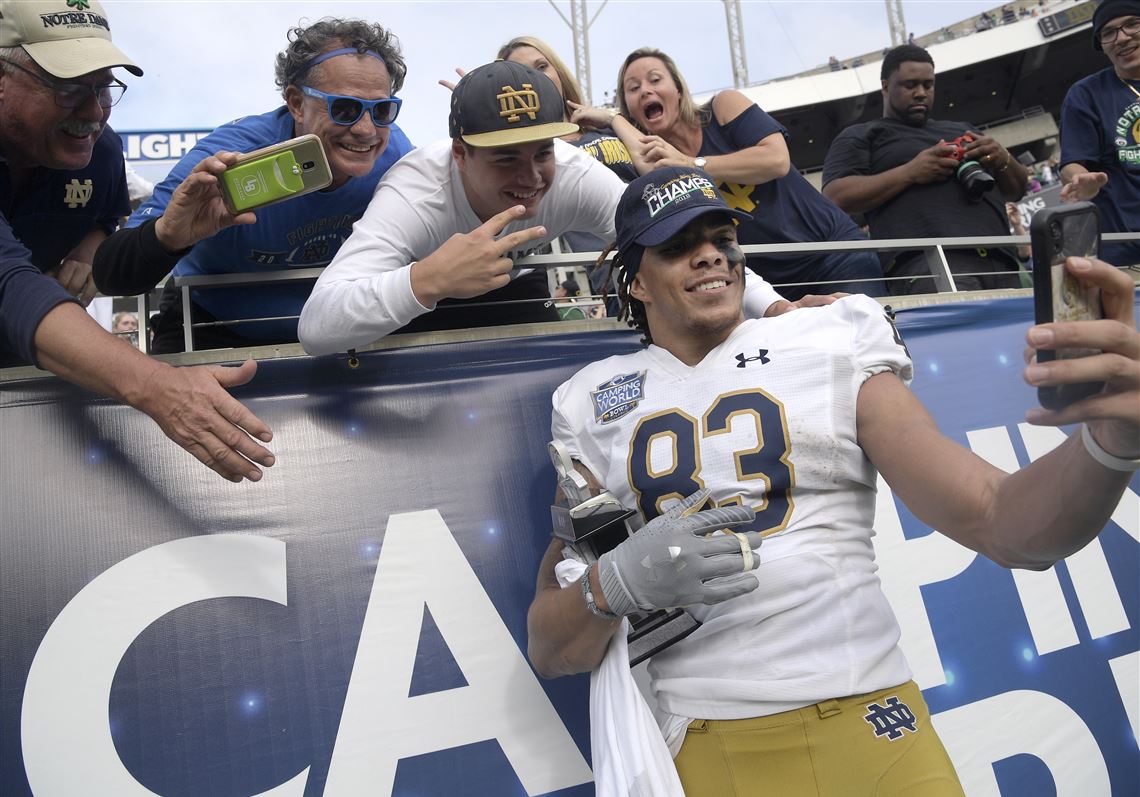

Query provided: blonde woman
[497,36,640,184]
[593,47,886,300]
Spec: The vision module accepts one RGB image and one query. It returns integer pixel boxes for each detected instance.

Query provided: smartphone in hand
[1030,202,1103,410]
[220,134,333,214]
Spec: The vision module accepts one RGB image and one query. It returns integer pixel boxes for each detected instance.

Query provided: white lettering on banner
[169,133,201,159]
[141,134,168,160]
[967,426,1081,654]
[123,132,210,161]
[872,475,977,689]
[933,690,1110,796]
[324,510,592,796]
[874,424,1137,682]
[21,535,310,797]
[1108,652,1139,746]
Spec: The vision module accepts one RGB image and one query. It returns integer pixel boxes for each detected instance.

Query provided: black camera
[947,134,995,200]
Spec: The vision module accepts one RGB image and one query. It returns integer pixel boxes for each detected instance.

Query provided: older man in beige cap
[0,0,276,484]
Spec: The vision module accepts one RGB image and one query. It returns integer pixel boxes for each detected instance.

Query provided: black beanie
[1094,0,1140,50]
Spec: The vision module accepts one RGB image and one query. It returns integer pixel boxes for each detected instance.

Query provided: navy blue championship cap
[448,60,578,146]
[616,166,751,257]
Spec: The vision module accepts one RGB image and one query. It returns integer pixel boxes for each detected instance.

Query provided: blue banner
[0,295,1135,796]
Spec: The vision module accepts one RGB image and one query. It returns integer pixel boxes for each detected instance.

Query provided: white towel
[554,558,686,797]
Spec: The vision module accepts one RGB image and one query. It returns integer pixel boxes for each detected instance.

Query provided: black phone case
[1029,202,1103,410]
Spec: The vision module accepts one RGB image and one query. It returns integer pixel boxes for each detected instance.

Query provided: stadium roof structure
[702,1,1103,172]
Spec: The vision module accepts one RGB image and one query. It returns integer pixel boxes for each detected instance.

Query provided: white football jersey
[551,295,916,719]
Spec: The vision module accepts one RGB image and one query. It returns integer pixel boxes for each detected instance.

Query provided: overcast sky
[104,0,1007,144]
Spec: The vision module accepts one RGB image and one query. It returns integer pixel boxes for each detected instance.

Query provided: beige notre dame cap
[0,0,142,78]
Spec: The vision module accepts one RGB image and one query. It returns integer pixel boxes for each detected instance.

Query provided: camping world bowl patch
[591,371,646,424]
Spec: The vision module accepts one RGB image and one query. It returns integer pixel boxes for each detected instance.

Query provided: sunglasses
[300,85,402,127]
[0,58,126,108]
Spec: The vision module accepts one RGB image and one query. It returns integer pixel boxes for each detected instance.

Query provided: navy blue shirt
[699,103,865,253]
[0,212,73,365]
[0,145,93,366]
[1,126,129,272]
[1060,67,1140,266]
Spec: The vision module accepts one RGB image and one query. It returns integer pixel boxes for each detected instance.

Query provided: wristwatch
[693,156,708,170]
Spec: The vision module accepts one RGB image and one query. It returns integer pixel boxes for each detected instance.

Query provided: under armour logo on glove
[735,349,770,368]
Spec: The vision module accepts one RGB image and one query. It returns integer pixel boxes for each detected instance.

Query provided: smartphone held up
[220,134,333,214]
[1030,202,1104,410]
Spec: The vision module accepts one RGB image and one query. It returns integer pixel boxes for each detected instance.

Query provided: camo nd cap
[448,60,577,147]
[0,0,142,78]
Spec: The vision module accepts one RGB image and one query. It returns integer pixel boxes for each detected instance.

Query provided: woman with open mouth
[603,47,887,301]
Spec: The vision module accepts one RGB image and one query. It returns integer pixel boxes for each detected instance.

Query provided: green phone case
[222,152,306,213]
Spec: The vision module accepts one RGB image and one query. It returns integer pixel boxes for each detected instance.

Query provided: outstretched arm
[33,302,275,483]
[858,257,1138,569]
[1060,162,1108,203]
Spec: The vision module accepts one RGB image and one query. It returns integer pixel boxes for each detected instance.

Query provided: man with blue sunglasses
[93,18,414,352]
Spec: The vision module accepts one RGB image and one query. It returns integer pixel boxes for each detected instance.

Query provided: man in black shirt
[822,45,1029,295]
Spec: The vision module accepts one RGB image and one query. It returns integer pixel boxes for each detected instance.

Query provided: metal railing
[130,232,1140,354]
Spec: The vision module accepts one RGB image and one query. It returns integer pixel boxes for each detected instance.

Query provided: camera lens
[301,161,315,171]
[1050,222,1062,247]
[955,160,996,200]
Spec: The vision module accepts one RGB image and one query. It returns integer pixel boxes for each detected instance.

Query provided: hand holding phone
[1030,203,1104,409]
[220,134,333,214]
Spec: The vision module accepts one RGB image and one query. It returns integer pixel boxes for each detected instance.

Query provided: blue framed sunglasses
[300,85,402,127]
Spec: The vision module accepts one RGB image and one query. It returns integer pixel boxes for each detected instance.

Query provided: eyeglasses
[0,58,126,108]
[1099,18,1140,46]
[300,85,402,127]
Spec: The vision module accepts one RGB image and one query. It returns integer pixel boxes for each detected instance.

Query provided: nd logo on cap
[498,83,540,124]
[448,60,577,147]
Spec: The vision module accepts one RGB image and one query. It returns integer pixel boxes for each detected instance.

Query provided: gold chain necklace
[1122,76,1140,101]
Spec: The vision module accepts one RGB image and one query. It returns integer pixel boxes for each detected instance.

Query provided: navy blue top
[0,139,107,365]
[0,127,129,272]
[0,214,72,365]
[699,103,865,261]
[1060,67,1140,266]
[573,128,639,183]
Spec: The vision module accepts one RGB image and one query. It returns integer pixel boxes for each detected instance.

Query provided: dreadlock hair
[599,242,653,346]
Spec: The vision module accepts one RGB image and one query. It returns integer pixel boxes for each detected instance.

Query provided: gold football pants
[673,680,964,796]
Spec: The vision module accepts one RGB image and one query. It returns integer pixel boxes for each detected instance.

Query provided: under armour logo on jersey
[863,697,917,741]
[63,179,93,209]
[735,349,770,368]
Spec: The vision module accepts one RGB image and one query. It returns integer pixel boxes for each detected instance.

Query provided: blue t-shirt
[127,108,414,340]
[1060,67,1140,266]
[699,103,865,267]
[1,126,129,272]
